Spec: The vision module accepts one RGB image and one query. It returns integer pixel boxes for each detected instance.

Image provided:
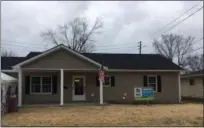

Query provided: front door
[72,76,86,101]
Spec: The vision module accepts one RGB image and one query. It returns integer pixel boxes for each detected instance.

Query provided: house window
[147,76,157,92]
[189,79,194,86]
[103,76,111,87]
[31,76,52,94]
[31,77,41,93]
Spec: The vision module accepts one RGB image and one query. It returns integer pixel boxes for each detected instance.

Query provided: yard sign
[134,87,154,100]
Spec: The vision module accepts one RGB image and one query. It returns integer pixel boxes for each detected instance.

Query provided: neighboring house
[1,44,183,106]
[181,70,204,99]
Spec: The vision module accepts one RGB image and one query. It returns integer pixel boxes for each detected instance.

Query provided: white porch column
[18,69,22,107]
[178,72,181,103]
[60,69,64,105]
[99,80,103,104]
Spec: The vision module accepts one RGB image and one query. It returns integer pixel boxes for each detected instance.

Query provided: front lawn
[1,103,203,126]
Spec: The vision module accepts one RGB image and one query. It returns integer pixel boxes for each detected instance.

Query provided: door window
[74,78,84,95]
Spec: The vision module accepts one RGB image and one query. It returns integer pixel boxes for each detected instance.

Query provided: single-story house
[1,44,183,106]
[181,70,203,99]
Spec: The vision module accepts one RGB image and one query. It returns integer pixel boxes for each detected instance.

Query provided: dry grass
[1,103,203,126]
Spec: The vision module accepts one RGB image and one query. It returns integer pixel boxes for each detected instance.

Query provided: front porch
[17,69,104,106]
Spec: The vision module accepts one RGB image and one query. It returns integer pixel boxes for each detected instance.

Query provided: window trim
[103,75,111,87]
[30,76,52,94]
[147,75,158,92]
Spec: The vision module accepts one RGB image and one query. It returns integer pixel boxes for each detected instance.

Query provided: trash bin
[7,95,18,113]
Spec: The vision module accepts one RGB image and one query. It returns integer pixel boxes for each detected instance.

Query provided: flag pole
[100,79,103,105]
[99,64,104,105]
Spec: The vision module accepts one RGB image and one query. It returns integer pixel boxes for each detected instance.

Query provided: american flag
[99,65,105,81]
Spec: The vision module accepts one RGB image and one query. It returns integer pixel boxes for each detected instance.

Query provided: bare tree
[176,35,194,67]
[185,54,203,71]
[41,17,103,53]
[1,50,16,57]
[153,34,194,67]
[153,34,178,61]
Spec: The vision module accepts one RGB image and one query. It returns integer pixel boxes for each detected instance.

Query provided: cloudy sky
[1,1,203,57]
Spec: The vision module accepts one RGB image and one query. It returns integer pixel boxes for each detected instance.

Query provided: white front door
[72,76,86,101]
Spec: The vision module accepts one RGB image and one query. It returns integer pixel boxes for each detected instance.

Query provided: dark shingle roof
[1,51,182,70]
[1,57,25,70]
[82,53,182,70]
[26,52,42,59]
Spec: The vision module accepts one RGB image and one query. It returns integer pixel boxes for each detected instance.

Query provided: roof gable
[12,44,104,69]
[22,48,100,69]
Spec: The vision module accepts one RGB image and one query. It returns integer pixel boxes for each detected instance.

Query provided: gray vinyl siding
[22,71,179,104]
[22,49,98,69]
[181,77,203,98]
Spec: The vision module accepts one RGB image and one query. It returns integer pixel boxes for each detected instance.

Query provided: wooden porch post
[18,68,22,107]
[178,72,181,103]
[60,69,64,105]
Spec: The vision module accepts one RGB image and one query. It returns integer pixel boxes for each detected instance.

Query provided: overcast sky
[1,1,203,57]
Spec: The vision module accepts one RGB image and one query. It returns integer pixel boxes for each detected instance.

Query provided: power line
[1,38,139,49]
[1,38,152,53]
[1,5,203,54]
[150,2,202,38]
[1,43,43,49]
[192,47,203,52]
[1,40,138,52]
[146,5,203,45]
[1,39,42,46]
[2,40,139,51]
[94,46,137,51]
[2,37,202,53]
[1,39,142,52]
[1,47,24,51]
[163,5,203,34]
[94,41,150,51]
[96,42,138,48]
[189,47,203,54]
[194,37,203,44]
[2,3,202,52]
[92,5,203,52]
[101,3,203,50]
[182,46,203,57]
[96,37,203,53]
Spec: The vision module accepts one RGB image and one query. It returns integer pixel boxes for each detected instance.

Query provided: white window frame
[30,76,52,94]
[147,75,158,92]
[103,75,111,87]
